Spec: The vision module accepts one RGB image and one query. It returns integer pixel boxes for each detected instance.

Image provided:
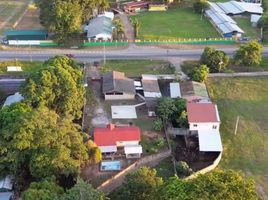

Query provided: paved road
[0,79,25,94]
[0,46,240,62]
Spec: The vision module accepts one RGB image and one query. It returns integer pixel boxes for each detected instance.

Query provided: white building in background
[2,92,23,108]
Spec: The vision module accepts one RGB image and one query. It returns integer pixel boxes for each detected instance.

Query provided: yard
[234,16,260,39]
[130,7,220,40]
[207,77,268,199]
[101,59,175,77]
[0,61,45,75]
[0,0,30,34]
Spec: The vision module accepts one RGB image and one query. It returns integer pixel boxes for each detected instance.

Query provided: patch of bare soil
[143,131,159,139]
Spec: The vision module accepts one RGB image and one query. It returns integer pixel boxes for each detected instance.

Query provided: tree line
[110,167,259,200]
[35,0,109,44]
[0,56,102,199]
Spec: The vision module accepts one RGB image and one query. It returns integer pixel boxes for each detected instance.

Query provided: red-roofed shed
[187,102,220,131]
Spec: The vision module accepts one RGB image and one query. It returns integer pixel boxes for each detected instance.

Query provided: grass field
[234,17,260,39]
[0,0,30,34]
[207,77,268,199]
[0,61,44,75]
[102,60,175,77]
[130,7,220,40]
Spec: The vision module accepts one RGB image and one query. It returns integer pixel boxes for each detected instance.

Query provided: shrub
[153,118,163,131]
[188,65,209,82]
[176,161,193,176]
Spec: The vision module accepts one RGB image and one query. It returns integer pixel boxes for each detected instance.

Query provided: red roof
[94,124,141,146]
[187,102,220,123]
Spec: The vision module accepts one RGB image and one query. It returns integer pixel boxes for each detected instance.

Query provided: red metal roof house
[94,124,142,158]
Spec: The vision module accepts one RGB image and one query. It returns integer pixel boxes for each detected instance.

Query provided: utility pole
[103,43,106,65]
[234,116,240,135]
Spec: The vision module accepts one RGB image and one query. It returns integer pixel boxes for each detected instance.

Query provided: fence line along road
[208,71,268,77]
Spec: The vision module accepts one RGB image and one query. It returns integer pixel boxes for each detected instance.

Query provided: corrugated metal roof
[3,92,23,108]
[216,1,263,15]
[170,82,181,98]
[218,22,244,34]
[5,30,47,36]
[87,16,113,38]
[198,130,223,152]
[206,10,236,24]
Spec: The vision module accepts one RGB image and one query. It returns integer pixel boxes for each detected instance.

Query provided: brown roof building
[102,71,136,100]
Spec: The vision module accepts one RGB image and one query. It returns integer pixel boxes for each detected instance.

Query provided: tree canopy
[111,167,163,200]
[35,0,109,43]
[60,178,105,200]
[111,168,259,200]
[189,65,209,82]
[200,47,229,73]
[234,40,262,66]
[21,56,85,119]
[22,178,64,200]
[0,103,88,180]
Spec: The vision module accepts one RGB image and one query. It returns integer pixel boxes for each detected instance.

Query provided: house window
[213,125,217,129]
[193,124,197,127]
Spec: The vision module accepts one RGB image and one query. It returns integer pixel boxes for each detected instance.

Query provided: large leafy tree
[21,56,85,119]
[0,103,88,180]
[200,47,229,72]
[36,0,109,43]
[158,170,259,200]
[22,178,64,200]
[156,98,177,122]
[60,178,105,200]
[234,40,262,66]
[111,167,163,200]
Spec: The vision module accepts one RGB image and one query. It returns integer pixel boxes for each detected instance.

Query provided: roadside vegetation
[0,60,44,75]
[101,60,175,77]
[207,77,268,199]
[182,41,263,75]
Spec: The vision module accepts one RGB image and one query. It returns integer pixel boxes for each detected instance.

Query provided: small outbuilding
[87,16,114,41]
[102,71,136,100]
[0,176,13,200]
[124,1,149,13]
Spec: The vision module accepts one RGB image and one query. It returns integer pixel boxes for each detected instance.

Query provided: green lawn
[207,77,268,199]
[0,61,45,75]
[102,60,175,77]
[130,7,220,40]
[234,17,260,39]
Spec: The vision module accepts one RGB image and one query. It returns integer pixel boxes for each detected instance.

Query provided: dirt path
[119,13,134,42]
[208,71,268,77]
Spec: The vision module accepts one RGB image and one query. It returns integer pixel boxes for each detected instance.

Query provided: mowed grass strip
[131,7,220,40]
[207,77,268,198]
[234,17,260,39]
[102,59,175,77]
[0,61,45,75]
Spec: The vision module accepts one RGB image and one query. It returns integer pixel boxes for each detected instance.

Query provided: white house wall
[189,122,220,131]
[104,93,135,100]
[94,33,112,41]
[116,141,139,147]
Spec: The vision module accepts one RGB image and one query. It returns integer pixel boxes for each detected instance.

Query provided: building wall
[104,93,135,100]
[189,122,220,131]
[116,141,139,147]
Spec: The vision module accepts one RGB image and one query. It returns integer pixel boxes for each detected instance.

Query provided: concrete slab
[111,105,137,119]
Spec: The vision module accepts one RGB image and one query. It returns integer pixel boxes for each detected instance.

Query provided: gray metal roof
[102,71,135,94]
[216,1,263,15]
[218,22,244,34]
[87,16,113,38]
[206,10,236,24]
